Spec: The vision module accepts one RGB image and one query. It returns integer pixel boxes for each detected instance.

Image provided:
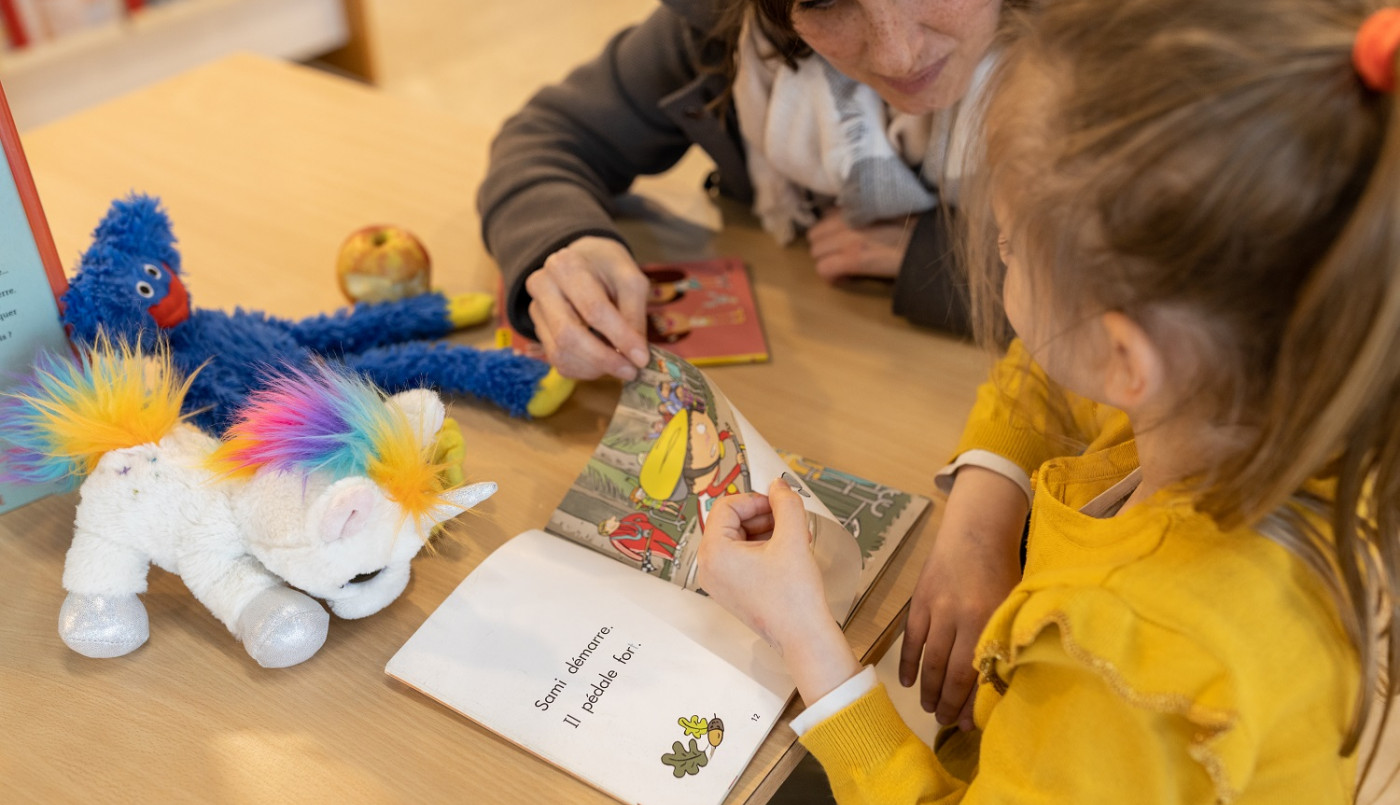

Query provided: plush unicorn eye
[135,281,155,298]
[142,263,161,279]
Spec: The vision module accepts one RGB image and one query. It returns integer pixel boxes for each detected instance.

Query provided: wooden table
[0,53,989,803]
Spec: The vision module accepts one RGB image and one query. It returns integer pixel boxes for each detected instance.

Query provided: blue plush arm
[284,292,457,356]
[344,342,550,419]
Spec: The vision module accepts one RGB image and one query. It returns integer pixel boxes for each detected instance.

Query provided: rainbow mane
[0,337,192,486]
[209,364,455,520]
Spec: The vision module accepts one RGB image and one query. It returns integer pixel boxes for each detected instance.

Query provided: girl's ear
[1098,312,1165,412]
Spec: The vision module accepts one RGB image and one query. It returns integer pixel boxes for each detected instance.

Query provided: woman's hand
[524,236,651,381]
[899,466,1027,731]
[698,480,860,705]
[806,209,915,282]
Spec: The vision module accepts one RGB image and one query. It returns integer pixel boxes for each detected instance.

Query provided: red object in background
[496,257,770,367]
[0,1,30,48]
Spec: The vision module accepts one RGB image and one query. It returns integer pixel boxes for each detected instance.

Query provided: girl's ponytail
[1219,7,1400,756]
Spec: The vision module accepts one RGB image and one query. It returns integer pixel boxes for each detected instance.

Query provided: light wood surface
[0,53,990,803]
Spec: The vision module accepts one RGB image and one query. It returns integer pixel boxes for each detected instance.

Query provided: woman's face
[791,0,1000,114]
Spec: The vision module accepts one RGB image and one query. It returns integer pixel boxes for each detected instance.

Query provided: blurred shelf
[0,0,352,130]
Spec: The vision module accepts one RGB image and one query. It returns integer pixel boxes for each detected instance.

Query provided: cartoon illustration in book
[779,451,923,563]
[644,266,751,346]
[639,405,744,535]
[545,349,754,590]
[650,363,700,436]
[599,512,679,573]
[648,308,748,344]
[628,485,682,516]
[662,713,727,777]
[645,267,730,305]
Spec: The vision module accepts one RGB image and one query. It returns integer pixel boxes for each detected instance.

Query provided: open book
[497,257,770,367]
[386,347,928,805]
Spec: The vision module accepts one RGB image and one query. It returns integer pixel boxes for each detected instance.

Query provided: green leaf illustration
[660,738,710,777]
[678,715,708,739]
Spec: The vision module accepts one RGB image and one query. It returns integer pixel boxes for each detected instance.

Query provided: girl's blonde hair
[965,0,1400,757]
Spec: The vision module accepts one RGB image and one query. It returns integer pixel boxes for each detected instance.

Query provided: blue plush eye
[142,263,161,279]
[136,281,155,298]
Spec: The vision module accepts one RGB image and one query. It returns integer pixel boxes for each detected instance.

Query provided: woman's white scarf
[732,16,987,244]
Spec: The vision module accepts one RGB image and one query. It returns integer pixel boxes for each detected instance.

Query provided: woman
[480,3,1014,737]
[478,0,1003,382]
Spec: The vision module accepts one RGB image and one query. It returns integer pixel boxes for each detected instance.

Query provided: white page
[727,404,860,621]
[387,529,791,805]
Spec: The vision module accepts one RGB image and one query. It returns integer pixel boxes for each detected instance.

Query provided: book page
[543,346,863,621]
[775,449,931,617]
[386,349,934,803]
[386,529,792,805]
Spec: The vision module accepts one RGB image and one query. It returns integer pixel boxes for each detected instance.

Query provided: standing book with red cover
[0,78,73,513]
[497,257,770,367]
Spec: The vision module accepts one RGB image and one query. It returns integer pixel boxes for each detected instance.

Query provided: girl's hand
[806,209,915,282]
[524,236,651,381]
[899,467,1027,731]
[698,480,860,705]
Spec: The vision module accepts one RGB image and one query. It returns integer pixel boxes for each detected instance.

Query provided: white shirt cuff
[790,665,878,737]
[933,449,1032,504]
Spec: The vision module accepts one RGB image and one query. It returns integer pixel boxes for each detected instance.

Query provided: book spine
[0,79,68,295]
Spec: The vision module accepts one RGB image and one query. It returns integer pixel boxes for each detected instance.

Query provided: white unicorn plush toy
[0,340,495,668]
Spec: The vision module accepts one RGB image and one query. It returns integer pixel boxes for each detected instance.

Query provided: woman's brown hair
[704,0,810,113]
[964,0,1400,762]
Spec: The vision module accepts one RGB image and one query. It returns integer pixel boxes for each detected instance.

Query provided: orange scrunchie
[1355,8,1400,92]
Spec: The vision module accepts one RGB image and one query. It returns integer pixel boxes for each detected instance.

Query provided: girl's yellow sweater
[800,348,1360,804]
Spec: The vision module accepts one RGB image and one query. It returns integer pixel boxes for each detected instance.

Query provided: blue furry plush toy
[59,195,572,433]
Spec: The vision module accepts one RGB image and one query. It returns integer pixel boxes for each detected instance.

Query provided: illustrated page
[543,346,862,621]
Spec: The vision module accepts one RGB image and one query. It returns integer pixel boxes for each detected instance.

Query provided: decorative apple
[335,225,432,304]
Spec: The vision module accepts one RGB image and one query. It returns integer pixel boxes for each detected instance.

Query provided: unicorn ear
[425,481,497,527]
[388,388,446,447]
[318,478,380,543]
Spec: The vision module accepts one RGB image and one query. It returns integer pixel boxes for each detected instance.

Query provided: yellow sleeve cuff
[800,684,965,804]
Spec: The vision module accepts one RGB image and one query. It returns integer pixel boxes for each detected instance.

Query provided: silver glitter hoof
[59,592,149,658]
[237,587,329,669]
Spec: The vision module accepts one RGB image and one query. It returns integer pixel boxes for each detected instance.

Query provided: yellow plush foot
[527,369,575,418]
[447,292,494,329]
[432,418,466,489]
[428,418,467,541]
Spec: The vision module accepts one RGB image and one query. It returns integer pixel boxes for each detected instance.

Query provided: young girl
[698,0,1400,801]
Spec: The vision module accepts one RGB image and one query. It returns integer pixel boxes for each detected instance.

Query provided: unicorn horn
[425,481,498,526]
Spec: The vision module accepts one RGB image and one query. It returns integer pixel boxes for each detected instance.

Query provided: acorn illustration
[707,715,725,755]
